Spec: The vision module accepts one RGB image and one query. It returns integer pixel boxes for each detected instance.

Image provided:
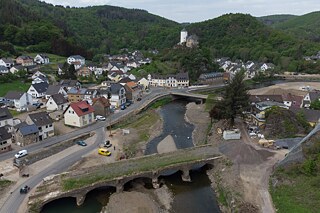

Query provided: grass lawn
[205,94,217,111]
[0,80,31,97]
[270,172,320,213]
[28,53,66,64]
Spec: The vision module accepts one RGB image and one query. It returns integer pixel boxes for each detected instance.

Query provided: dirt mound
[264,107,307,139]
[219,141,274,165]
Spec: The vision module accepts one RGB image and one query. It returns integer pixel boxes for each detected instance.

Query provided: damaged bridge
[28,145,221,212]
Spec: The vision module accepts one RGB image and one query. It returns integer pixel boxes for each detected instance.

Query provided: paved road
[0,127,105,213]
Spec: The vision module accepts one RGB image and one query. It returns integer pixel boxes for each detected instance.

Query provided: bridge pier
[181,167,191,182]
[116,184,124,193]
[76,193,86,206]
[152,177,160,189]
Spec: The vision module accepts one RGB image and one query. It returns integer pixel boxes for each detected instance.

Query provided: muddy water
[41,100,220,213]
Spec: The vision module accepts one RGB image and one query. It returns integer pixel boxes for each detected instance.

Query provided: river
[41,100,220,213]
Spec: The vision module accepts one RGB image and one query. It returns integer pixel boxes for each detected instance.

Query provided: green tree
[214,70,250,126]
[310,99,320,110]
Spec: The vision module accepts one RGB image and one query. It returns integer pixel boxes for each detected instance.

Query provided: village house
[46,94,69,111]
[108,71,123,82]
[45,85,68,99]
[0,126,12,153]
[176,72,190,87]
[290,108,320,127]
[84,89,100,102]
[148,73,189,88]
[0,58,14,68]
[92,97,111,117]
[124,82,142,102]
[27,82,49,99]
[16,55,34,66]
[0,108,14,128]
[67,88,87,103]
[138,77,149,90]
[4,91,33,111]
[198,72,223,84]
[32,71,46,79]
[77,65,92,77]
[64,101,95,127]
[106,83,126,108]
[34,54,50,64]
[32,75,49,84]
[70,61,82,70]
[59,79,81,91]
[303,91,320,108]
[67,55,85,66]
[10,65,24,74]
[14,122,39,146]
[148,74,166,87]
[26,111,54,141]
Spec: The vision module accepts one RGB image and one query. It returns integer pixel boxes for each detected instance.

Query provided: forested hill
[0,0,180,58]
[186,14,319,64]
[257,14,296,26]
[271,11,320,42]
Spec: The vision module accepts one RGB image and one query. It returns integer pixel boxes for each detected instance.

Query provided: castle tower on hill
[180,28,188,44]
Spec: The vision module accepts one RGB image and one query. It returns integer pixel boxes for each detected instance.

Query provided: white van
[15,150,28,159]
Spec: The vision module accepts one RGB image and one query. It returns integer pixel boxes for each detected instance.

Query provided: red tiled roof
[70,101,94,116]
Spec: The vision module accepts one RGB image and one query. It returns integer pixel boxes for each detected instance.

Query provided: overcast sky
[42,0,320,23]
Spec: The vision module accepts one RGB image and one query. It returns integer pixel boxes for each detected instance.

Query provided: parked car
[98,148,111,156]
[20,185,31,194]
[95,115,106,121]
[137,97,142,101]
[76,140,87,146]
[14,150,28,159]
[104,140,112,148]
[120,104,126,110]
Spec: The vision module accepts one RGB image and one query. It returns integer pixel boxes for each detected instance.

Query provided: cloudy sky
[42,0,319,23]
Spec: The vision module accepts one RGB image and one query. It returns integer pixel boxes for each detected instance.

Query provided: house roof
[59,79,80,87]
[263,88,307,97]
[290,108,320,123]
[256,101,288,109]
[4,91,24,100]
[11,65,24,70]
[67,88,87,95]
[249,95,283,103]
[0,126,11,141]
[17,55,33,60]
[0,108,13,122]
[32,82,49,93]
[118,77,132,84]
[34,75,48,82]
[309,91,320,102]
[199,72,223,80]
[0,58,14,64]
[46,85,65,96]
[68,101,94,116]
[69,55,84,60]
[16,122,39,136]
[51,94,68,105]
[92,97,110,107]
[38,54,49,59]
[28,111,53,127]
[108,83,124,94]
[126,81,137,87]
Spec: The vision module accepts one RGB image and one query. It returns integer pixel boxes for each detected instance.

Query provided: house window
[49,124,52,127]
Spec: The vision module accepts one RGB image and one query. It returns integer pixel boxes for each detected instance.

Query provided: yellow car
[98,148,111,156]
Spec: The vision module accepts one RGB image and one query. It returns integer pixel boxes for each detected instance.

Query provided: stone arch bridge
[28,145,221,212]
